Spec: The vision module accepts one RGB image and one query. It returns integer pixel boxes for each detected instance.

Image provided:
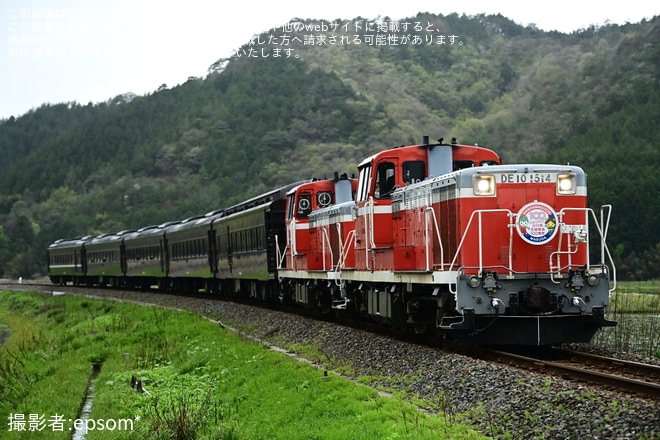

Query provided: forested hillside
[0,13,657,279]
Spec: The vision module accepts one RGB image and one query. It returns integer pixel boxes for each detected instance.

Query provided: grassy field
[610,280,660,312]
[0,290,486,440]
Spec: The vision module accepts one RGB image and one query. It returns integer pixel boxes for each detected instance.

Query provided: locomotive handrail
[320,226,335,271]
[276,236,287,271]
[555,207,616,284]
[287,221,297,270]
[367,197,376,249]
[333,226,356,287]
[448,209,515,294]
[364,197,375,271]
[549,243,581,283]
[545,206,616,292]
[556,207,592,271]
[424,207,444,271]
[445,206,616,295]
[600,204,617,293]
[336,228,355,272]
[550,208,586,281]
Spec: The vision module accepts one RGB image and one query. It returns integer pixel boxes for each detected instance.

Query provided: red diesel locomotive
[279,137,616,345]
[48,136,616,346]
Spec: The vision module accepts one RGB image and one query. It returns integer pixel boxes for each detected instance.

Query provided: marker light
[473,175,496,196]
[557,174,576,195]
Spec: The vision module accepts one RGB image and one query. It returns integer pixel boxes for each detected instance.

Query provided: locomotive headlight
[467,276,481,288]
[557,174,576,195]
[587,274,599,286]
[473,175,495,196]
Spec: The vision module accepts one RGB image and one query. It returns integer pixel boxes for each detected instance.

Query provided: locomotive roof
[357,140,499,169]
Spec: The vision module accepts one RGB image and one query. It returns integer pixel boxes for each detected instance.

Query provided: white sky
[1,0,657,120]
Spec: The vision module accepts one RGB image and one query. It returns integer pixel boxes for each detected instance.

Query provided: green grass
[610,280,660,313]
[0,291,487,439]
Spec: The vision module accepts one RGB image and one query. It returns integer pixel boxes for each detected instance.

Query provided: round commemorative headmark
[516,202,558,245]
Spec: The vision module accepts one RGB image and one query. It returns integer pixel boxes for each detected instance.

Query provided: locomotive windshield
[357,166,371,202]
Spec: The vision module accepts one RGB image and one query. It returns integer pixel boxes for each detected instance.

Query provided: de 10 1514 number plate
[499,173,554,183]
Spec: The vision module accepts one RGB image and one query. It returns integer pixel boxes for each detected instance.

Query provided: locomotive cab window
[317,191,333,208]
[297,192,312,218]
[403,160,425,184]
[375,161,396,199]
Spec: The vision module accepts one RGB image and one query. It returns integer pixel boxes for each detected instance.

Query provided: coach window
[375,161,396,199]
[403,161,425,184]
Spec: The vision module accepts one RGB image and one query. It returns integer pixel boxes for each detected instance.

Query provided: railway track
[555,348,660,384]
[447,343,660,399]
[4,281,660,400]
